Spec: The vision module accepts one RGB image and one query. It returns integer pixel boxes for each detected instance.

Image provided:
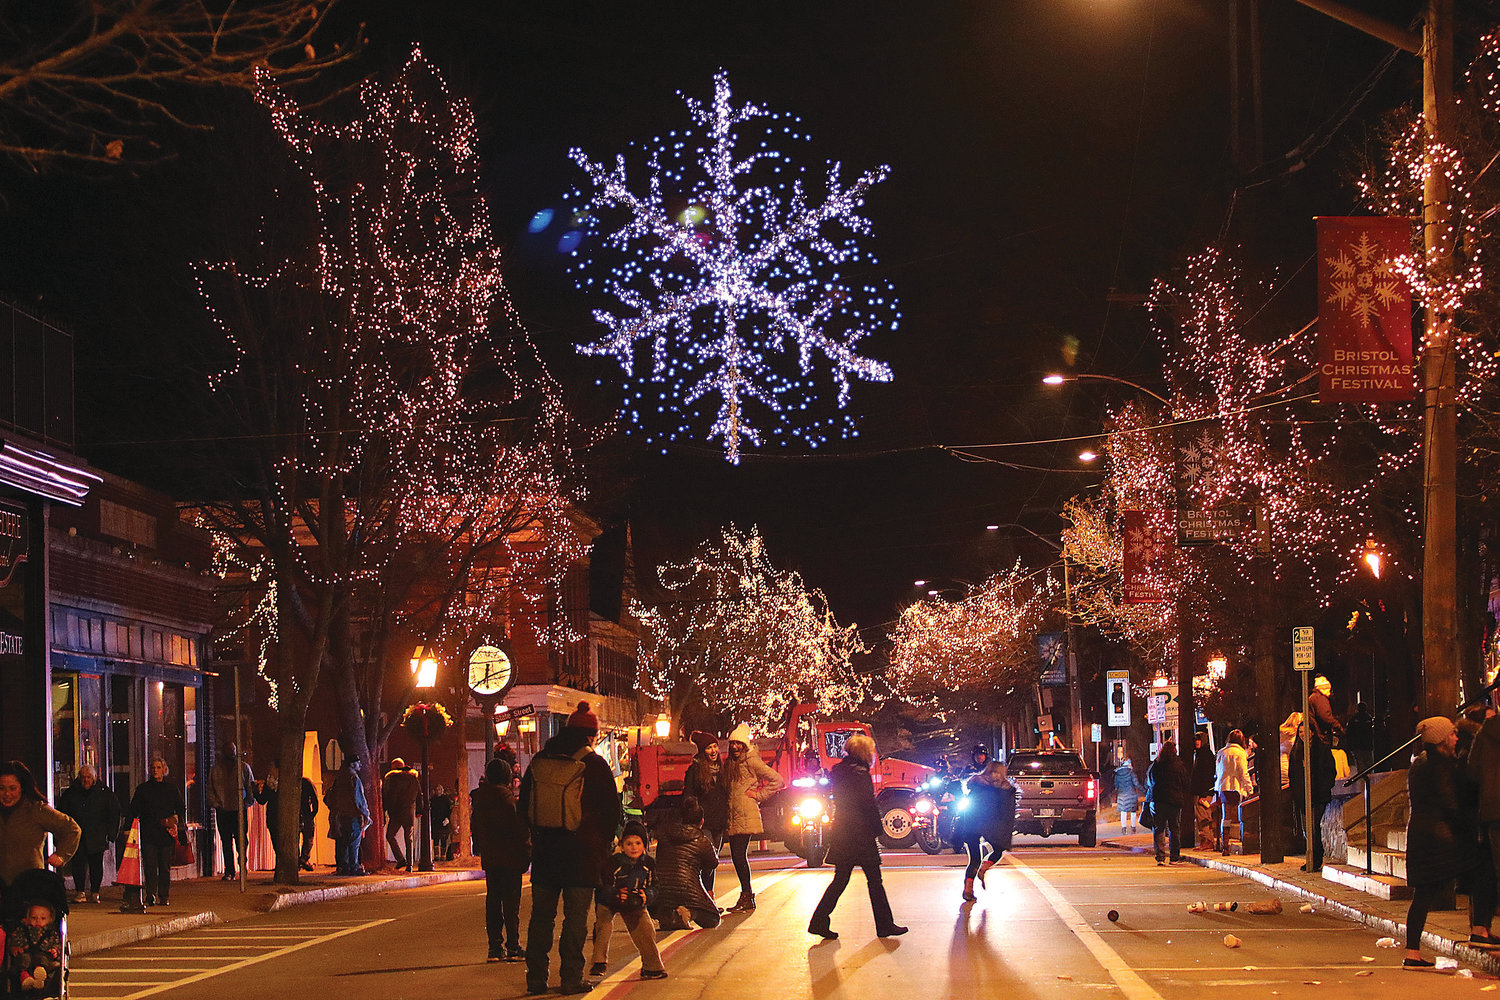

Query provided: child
[9,901,62,995]
[589,821,666,980]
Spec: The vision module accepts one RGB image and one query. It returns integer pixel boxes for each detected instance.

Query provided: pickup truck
[1005,748,1098,847]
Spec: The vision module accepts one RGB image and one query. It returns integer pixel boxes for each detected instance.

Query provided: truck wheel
[878,800,917,849]
[1079,815,1097,847]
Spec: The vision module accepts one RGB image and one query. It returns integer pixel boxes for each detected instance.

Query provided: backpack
[527,746,591,831]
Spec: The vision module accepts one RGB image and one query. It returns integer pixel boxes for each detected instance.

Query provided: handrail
[1348,734,1422,786]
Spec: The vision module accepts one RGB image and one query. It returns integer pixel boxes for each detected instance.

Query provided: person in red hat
[683,732,729,889]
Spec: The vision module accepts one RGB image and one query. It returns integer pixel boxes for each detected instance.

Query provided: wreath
[400,702,453,744]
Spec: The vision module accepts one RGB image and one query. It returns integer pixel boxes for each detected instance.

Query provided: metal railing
[1347,733,1422,876]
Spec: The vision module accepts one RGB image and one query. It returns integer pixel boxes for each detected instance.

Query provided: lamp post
[410,647,439,873]
[1043,373,1171,406]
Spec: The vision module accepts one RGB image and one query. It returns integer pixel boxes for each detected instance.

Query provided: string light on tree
[565,72,900,463]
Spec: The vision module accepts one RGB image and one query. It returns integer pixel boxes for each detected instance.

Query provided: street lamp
[410,646,438,873]
[654,713,672,740]
[1042,372,1171,406]
[1077,449,1099,463]
[1361,538,1383,579]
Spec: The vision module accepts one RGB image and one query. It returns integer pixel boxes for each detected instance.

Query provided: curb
[1102,838,1500,976]
[69,869,485,956]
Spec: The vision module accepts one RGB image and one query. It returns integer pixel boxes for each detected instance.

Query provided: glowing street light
[654,714,673,740]
[1042,372,1171,405]
[1078,449,1099,463]
[1207,655,1228,683]
[1362,538,1383,579]
[410,647,438,689]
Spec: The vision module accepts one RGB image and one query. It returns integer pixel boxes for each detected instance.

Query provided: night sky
[0,0,1431,634]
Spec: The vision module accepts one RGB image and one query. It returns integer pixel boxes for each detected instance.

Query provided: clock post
[468,644,517,763]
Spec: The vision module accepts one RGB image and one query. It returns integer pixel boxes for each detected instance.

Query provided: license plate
[1036,809,1060,818]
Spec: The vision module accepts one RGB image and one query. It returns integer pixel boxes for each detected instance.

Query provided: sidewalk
[64,863,484,956]
[1103,831,1500,975]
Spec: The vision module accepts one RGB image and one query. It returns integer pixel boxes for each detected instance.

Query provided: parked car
[1006,747,1098,846]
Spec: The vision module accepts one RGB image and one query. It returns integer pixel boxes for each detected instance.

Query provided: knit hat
[565,700,600,732]
[620,820,650,845]
[689,731,719,753]
[485,757,513,786]
[727,723,754,747]
[1417,716,1457,745]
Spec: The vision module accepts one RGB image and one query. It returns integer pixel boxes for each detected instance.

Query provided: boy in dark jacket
[589,822,665,979]
[651,796,722,931]
[471,757,531,962]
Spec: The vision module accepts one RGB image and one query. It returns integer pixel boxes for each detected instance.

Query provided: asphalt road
[67,845,1487,1000]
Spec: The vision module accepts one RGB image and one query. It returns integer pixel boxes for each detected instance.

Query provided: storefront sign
[1316,216,1415,403]
[0,502,27,590]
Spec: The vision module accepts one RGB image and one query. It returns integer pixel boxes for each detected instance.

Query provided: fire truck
[626,704,934,865]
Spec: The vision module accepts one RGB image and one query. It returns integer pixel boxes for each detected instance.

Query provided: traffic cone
[117,819,142,887]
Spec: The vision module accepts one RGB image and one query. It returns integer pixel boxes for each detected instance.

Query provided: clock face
[468,645,513,697]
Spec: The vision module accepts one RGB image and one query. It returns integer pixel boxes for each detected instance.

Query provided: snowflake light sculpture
[566,72,899,463]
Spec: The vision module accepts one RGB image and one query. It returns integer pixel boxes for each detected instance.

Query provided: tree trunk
[453,692,473,863]
[1252,605,1285,864]
[275,725,307,884]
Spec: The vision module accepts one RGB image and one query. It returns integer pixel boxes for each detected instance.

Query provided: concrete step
[1385,827,1407,852]
[1322,862,1414,899]
[1347,845,1406,879]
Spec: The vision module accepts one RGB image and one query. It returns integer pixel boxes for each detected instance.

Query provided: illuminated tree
[566,71,899,463]
[0,0,359,170]
[634,525,873,735]
[887,564,1057,714]
[191,49,586,881]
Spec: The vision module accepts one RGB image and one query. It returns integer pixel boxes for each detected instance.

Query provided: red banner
[1122,510,1174,604]
[1316,216,1415,403]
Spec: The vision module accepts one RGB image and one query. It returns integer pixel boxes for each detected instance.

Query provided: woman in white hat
[721,724,784,912]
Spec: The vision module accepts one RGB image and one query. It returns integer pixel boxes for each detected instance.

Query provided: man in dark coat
[124,757,187,908]
[254,762,319,873]
[206,742,255,880]
[380,758,421,871]
[57,765,119,903]
[1146,738,1189,866]
[472,757,531,963]
[807,734,907,940]
[651,795,721,930]
[520,702,622,995]
[1190,730,1218,849]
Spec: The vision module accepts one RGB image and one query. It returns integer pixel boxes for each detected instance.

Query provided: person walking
[956,760,1015,901]
[124,757,186,908]
[206,742,255,880]
[324,757,369,876]
[651,795,722,931]
[57,765,118,903]
[1113,755,1142,835]
[521,701,621,996]
[1402,717,1498,967]
[722,723,784,913]
[1146,737,1189,866]
[0,762,80,909]
[807,734,906,940]
[1214,729,1254,855]
[472,757,530,963]
[588,821,665,980]
[683,732,728,890]
[430,784,454,862]
[380,758,421,871]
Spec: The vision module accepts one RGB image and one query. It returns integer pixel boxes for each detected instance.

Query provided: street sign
[1292,627,1315,671]
[1105,669,1131,727]
[495,704,536,720]
[1148,686,1178,729]
[1091,723,1102,743]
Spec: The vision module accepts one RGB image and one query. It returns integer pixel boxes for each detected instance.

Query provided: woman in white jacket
[722,723,784,913]
[1214,730,1254,855]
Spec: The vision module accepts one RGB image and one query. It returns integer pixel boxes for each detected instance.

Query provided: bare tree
[0,0,361,170]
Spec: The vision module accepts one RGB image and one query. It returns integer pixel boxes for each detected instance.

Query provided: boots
[727,891,755,912]
[962,878,976,902]
[977,860,994,887]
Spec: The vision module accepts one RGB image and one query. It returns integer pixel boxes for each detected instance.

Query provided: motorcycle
[909,774,960,855]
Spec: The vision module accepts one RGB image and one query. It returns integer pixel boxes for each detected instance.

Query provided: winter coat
[256,777,318,834]
[1406,747,1479,886]
[57,781,120,855]
[1146,750,1190,811]
[826,755,882,868]
[206,759,256,811]
[520,729,622,889]
[683,755,729,834]
[597,851,656,911]
[323,766,369,837]
[381,767,422,823]
[723,750,784,837]
[1214,743,1254,797]
[1113,763,1142,813]
[651,821,718,915]
[0,800,80,886]
[125,777,186,849]
[1191,746,1217,797]
[958,770,1016,852]
[1468,715,1500,825]
[1307,691,1344,745]
[470,780,531,872]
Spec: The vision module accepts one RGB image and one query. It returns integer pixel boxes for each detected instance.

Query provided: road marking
[1008,855,1167,1000]
[79,918,393,1000]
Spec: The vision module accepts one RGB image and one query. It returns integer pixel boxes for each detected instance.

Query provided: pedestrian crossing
[68,920,392,1000]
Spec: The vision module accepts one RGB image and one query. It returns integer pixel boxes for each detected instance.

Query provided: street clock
[467,644,514,698]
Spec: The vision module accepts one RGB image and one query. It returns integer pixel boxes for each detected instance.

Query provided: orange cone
[117,819,142,887]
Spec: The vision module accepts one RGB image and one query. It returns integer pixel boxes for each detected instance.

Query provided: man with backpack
[520,701,622,996]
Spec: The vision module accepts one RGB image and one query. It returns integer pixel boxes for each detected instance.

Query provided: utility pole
[1293,0,1456,715]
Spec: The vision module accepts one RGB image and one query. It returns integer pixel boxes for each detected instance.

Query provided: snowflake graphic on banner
[1325,231,1404,328]
[565,72,899,463]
